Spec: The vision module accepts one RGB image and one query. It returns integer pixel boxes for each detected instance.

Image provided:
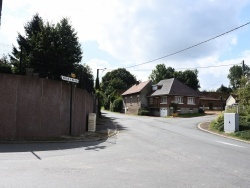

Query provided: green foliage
[102,68,136,90]
[239,116,250,127]
[9,14,93,92]
[10,15,81,75]
[229,115,250,141]
[209,113,224,132]
[101,68,136,110]
[111,97,123,112]
[149,64,175,84]
[210,112,250,141]
[138,108,150,116]
[237,77,250,107]
[149,64,200,90]
[175,69,200,90]
[227,65,243,90]
[74,64,94,93]
[170,102,178,113]
[231,130,250,140]
[216,84,232,94]
[0,55,12,74]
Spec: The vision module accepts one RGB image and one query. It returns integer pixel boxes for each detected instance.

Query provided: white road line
[216,141,247,148]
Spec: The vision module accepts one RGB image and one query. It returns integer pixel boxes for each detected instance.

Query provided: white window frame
[161,96,167,104]
[175,96,183,104]
[187,97,195,105]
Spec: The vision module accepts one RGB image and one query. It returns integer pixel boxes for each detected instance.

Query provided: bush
[0,63,12,74]
[231,130,250,140]
[111,97,123,112]
[138,108,150,116]
[210,112,224,131]
[198,108,204,114]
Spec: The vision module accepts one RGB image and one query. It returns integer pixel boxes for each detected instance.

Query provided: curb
[0,125,118,144]
[198,122,250,144]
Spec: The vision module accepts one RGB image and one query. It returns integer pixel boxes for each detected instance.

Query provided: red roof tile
[122,80,152,96]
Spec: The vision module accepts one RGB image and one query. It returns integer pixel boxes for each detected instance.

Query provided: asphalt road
[0,111,250,188]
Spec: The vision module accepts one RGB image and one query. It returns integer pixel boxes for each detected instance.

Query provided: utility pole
[95,68,106,89]
[95,68,106,117]
[242,60,245,75]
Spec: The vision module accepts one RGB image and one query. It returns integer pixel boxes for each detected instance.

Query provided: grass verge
[209,113,250,141]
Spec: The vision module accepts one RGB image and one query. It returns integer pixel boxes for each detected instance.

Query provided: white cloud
[231,37,238,45]
[1,0,250,91]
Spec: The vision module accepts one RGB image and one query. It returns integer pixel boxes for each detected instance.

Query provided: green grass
[209,113,250,141]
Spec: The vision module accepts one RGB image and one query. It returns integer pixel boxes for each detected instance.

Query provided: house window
[187,97,195,104]
[125,97,127,104]
[161,97,167,104]
[175,96,183,104]
[130,96,132,104]
[155,97,158,105]
[152,86,157,91]
[149,98,153,105]
[137,96,140,104]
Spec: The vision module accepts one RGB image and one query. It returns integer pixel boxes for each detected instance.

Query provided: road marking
[216,141,247,148]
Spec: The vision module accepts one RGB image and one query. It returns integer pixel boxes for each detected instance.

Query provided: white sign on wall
[61,75,79,83]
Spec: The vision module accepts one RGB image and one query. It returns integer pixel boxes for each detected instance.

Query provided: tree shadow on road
[0,111,126,153]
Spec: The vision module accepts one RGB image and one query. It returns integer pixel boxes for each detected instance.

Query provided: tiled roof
[150,78,201,97]
[122,80,152,96]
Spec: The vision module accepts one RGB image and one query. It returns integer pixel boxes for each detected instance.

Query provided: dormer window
[152,85,162,91]
[152,86,157,91]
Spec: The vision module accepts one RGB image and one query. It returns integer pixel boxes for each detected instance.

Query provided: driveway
[0,111,249,187]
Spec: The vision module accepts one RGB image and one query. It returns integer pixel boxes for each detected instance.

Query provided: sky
[1,0,250,91]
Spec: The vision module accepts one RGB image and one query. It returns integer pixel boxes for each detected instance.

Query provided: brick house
[122,80,152,114]
[199,92,228,110]
[147,78,201,116]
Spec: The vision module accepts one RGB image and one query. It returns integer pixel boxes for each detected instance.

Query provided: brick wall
[0,73,95,139]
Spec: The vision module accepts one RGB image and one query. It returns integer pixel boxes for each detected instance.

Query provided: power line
[122,63,241,71]
[125,21,250,69]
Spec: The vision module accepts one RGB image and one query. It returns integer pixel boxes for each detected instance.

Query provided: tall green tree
[216,84,232,94]
[228,65,243,90]
[101,68,137,110]
[0,55,12,74]
[237,77,250,107]
[149,64,175,84]
[56,18,82,78]
[74,64,94,93]
[10,14,82,80]
[149,64,200,90]
[175,69,200,90]
[101,68,137,91]
[10,14,44,74]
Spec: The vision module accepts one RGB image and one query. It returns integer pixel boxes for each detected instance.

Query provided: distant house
[199,92,228,110]
[122,80,152,114]
[226,95,239,106]
[147,78,201,117]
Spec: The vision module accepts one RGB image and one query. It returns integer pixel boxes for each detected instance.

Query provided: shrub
[210,112,224,131]
[138,108,150,116]
[111,97,123,112]
[232,130,250,140]
[198,108,204,114]
[0,63,12,74]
